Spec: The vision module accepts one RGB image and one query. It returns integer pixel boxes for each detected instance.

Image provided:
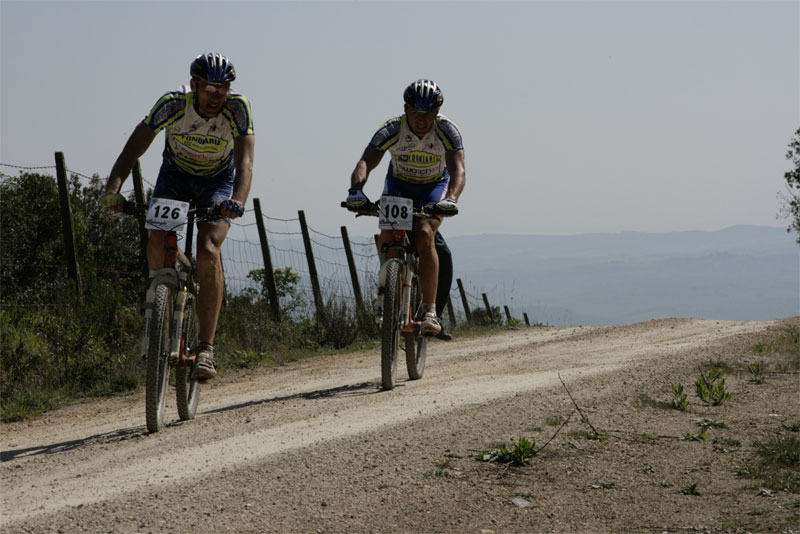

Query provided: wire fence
[1,159,522,325]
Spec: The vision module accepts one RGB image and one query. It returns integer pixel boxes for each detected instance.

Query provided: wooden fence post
[54,152,83,302]
[341,226,364,311]
[523,312,530,326]
[504,305,512,323]
[457,278,472,324]
[253,198,282,322]
[482,293,495,324]
[298,210,325,321]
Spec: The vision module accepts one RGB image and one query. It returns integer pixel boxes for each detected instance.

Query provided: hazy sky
[2,1,798,237]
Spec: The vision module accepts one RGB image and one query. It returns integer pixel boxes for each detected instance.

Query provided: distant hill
[444,225,798,326]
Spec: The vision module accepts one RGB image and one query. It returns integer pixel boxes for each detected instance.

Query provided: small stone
[510,497,536,508]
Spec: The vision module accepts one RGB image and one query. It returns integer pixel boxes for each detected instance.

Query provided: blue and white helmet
[190,53,236,83]
[403,79,444,112]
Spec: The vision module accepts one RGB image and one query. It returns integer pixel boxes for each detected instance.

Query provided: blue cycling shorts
[382,169,449,209]
[152,165,234,223]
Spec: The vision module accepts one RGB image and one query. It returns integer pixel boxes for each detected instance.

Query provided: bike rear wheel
[146,284,173,433]
[175,294,200,421]
[404,276,427,380]
[381,260,402,390]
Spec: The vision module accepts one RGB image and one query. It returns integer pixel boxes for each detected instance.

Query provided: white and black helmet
[403,79,444,112]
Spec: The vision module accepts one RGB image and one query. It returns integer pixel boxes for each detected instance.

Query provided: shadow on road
[1,426,146,462]
[202,380,379,416]
[1,381,380,462]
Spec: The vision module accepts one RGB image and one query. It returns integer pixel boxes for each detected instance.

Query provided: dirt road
[2,318,797,533]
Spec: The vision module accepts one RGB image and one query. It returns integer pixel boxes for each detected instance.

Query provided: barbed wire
[2,159,517,322]
[307,225,339,240]
[0,163,57,171]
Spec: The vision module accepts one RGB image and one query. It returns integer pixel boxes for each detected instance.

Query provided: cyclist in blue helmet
[346,79,466,337]
[101,53,255,380]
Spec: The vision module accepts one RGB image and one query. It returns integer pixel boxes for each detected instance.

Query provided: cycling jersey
[144,86,254,177]
[369,114,463,184]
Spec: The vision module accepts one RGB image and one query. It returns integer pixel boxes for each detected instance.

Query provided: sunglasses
[201,82,230,95]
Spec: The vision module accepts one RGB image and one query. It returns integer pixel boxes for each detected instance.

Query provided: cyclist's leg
[192,221,227,380]
[414,178,448,305]
[192,172,234,346]
[147,229,167,270]
[414,216,441,306]
[416,217,442,335]
[417,179,449,334]
[195,221,228,345]
[434,231,454,340]
[434,231,452,319]
[188,170,234,379]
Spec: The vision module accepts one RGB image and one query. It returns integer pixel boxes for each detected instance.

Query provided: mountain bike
[343,196,450,390]
[123,199,216,432]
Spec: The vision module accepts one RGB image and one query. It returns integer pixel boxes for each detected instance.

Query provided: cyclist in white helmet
[101,53,255,380]
[346,79,466,336]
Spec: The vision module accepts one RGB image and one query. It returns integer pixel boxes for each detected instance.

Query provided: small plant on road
[669,384,689,410]
[782,422,800,432]
[680,483,702,496]
[545,415,565,427]
[746,434,800,492]
[683,425,711,442]
[755,436,800,469]
[695,367,733,406]
[696,418,727,429]
[476,437,537,466]
[783,324,800,344]
[712,437,741,453]
[422,457,453,479]
[748,362,766,384]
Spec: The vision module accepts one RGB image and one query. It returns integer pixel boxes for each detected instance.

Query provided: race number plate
[145,198,190,231]
[379,196,413,231]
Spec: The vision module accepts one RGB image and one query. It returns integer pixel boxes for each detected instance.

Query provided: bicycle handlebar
[340,200,455,217]
[122,201,221,221]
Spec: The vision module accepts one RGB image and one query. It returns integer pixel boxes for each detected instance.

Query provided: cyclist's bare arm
[444,149,466,202]
[105,122,158,194]
[350,145,384,190]
[230,134,255,211]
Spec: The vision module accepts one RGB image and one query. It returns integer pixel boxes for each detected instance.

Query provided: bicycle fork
[376,259,414,330]
[140,267,190,365]
[399,267,414,333]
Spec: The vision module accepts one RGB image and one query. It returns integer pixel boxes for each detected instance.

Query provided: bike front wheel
[146,284,173,433]
[381,260,402,390]
[175,293,200,421]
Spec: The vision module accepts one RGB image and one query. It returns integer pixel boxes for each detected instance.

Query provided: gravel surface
[2,317,798,533]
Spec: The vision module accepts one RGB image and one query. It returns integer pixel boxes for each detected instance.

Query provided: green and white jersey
[144,86,254,177]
